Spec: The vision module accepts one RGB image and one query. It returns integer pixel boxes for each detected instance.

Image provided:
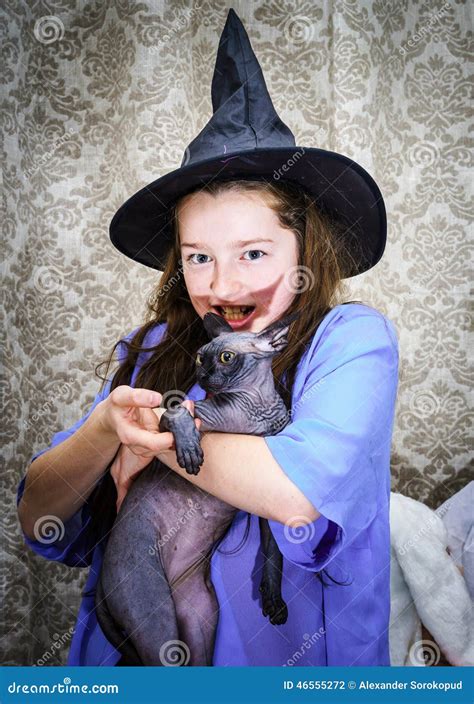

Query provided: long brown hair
[89,178,364,549]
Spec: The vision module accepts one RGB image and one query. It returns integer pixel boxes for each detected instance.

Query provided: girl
[17,9,399,667]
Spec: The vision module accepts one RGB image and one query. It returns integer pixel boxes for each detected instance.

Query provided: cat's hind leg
[95,575,142,665]
[170,557,220,666]
[101,529,182,665]
[258,517,288,625]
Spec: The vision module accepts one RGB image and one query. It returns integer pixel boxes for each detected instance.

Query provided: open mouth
[214,305,255,321]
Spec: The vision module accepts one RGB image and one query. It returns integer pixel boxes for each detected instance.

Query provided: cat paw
[177,440,204,475]
[259,582,288,625]
[160,407,204,474]
[175,427,204,475]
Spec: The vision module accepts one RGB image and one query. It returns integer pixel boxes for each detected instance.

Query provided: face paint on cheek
[251,274,286,315]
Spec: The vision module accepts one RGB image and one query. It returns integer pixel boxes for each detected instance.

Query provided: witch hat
[109,8,386,277]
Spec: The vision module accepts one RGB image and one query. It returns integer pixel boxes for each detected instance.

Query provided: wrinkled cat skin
[96,312,296,666]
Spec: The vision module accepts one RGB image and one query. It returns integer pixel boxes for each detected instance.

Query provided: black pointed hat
[110,8,386,277]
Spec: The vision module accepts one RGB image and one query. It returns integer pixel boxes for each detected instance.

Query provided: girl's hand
[95,386,171,453]
[94,387,200,511]
[110,443,152,513]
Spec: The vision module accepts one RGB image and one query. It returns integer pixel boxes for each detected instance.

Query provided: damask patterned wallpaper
[2,0,472,666]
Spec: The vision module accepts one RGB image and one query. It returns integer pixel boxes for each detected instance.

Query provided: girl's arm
[155,312,398,533]
[18,388,173,541]
[157,432,320,526]
[18,408,121,541]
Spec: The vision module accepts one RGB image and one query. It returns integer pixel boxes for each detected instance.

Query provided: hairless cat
[96,311,297,665]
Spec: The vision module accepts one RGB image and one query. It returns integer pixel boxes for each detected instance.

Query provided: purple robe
[17,303,399,666]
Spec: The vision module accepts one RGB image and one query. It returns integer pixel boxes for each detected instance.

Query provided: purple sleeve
[265,515,336,571]
[16,380,113,567]
[264,311,399,572]
[16,325,155,567]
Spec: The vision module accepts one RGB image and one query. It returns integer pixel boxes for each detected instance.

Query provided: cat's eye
[196,353,203,365]
[219,350,235,364]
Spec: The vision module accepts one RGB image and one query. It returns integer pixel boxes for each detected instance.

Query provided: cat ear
[252,312,298,353]
[202,312,234,339]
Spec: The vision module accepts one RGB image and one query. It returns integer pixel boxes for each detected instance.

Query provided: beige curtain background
[2,0,472,666]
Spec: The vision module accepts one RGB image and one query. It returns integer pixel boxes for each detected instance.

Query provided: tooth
[221,306,251,313]
[217,304,254,321]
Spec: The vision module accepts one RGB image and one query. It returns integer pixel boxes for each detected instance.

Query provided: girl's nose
[210,266,246,302]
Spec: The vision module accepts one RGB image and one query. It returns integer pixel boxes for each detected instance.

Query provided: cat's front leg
[192,400,227,432]
[159,407,204,475]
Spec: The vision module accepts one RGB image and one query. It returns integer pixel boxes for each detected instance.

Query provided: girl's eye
[186,250,266,265]
[187,253,211,265]
[243,249,266,261]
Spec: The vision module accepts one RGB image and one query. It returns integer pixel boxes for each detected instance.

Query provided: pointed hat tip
[225,7,241,24]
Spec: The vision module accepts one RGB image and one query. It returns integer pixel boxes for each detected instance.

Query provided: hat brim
[109,147,386,278]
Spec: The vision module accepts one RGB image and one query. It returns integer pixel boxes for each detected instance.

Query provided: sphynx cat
[96,312,296,665]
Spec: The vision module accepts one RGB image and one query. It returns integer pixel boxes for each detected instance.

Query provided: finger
[181,399,195,415]
[111,386,162,409]
[121,426,176,454]
[140,407,162,431]
[134,431,176,452]
[128,444,157,460]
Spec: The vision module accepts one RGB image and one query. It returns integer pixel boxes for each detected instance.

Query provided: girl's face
[178,190,299,333]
